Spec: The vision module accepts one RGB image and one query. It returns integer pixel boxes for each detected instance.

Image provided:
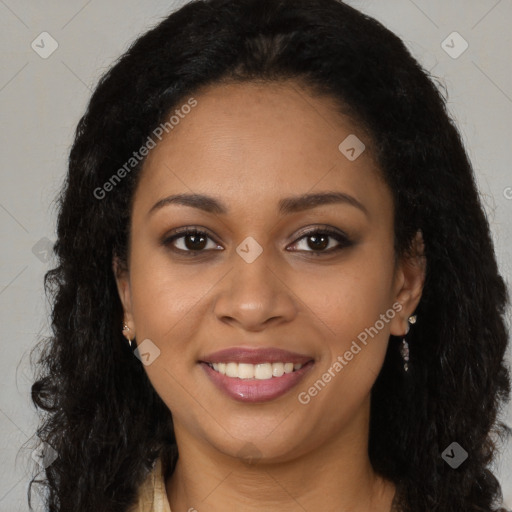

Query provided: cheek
[127,255,213,422]
[129,246,214,337]
[292,263,394,425]
[290,245,397,415]
[292,243,396,346]
[127,249,219,400]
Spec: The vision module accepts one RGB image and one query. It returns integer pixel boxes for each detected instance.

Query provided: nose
[212,251,298,332]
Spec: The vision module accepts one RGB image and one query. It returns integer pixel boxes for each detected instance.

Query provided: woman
[30,0,511,510]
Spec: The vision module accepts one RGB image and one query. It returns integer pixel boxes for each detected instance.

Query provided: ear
[389,230,426,336]
[113,255,135,331]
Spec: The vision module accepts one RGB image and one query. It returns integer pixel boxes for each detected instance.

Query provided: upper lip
[200,347,314,365]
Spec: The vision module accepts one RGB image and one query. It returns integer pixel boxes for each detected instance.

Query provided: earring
[122,323,134,349]
[400,314,417,372]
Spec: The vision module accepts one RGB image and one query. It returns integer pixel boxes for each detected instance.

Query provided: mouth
[199,347,314,403]
[205,361,306,379]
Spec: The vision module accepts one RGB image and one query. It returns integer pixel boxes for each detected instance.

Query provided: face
[115,80,424,464]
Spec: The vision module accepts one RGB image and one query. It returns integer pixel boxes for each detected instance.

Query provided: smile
[200,347,314,402]
[206,361,303,380]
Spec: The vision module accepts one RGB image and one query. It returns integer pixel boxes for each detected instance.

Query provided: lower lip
[201,362,314,403]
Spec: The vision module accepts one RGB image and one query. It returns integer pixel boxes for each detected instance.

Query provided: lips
[199,347,314,403]
[201,347,312,365]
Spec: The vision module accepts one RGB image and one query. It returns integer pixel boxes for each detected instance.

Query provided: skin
[114,80,426,512]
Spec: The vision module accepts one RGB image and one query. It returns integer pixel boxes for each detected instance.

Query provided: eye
[162,226,353,257]
[287,227,353,254]
[162,228,223,255]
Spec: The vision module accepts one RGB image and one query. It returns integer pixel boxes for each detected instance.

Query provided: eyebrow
[148,191,368,217]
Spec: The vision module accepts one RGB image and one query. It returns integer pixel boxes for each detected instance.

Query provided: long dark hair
[30,0,511,510]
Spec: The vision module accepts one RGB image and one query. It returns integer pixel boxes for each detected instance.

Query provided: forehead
[133,81,389,217]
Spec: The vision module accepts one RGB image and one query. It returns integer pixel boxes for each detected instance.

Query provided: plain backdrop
[0,1,511,510]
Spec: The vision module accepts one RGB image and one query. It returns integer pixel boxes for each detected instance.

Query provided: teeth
[254,363,273,380]
[226,362,238,378]
[272,362,284,377]
[238,363,254,379]
[208,362,304,380]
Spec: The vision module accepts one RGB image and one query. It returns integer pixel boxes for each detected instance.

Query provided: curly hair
[30,0,511,510]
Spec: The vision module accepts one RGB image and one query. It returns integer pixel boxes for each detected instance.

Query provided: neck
[166,401,396,512]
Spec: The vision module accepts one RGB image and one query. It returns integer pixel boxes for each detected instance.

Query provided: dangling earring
[400,314,417,372]
[122,323,134,349]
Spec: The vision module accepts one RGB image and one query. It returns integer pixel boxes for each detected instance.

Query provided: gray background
[0,0,510,510]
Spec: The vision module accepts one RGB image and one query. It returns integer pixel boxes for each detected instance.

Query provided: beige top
[128,458,401,512]
[128,458,172,512]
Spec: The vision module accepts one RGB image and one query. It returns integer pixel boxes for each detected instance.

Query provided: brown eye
[183,233,208,250]
[288,228,353,254]
[306,233,330,251]
[163,228,223,255]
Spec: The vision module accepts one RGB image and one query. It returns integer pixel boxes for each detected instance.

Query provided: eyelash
[162,226,353,257]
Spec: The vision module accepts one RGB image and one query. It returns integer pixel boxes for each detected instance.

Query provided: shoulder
[128,458,172,512]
